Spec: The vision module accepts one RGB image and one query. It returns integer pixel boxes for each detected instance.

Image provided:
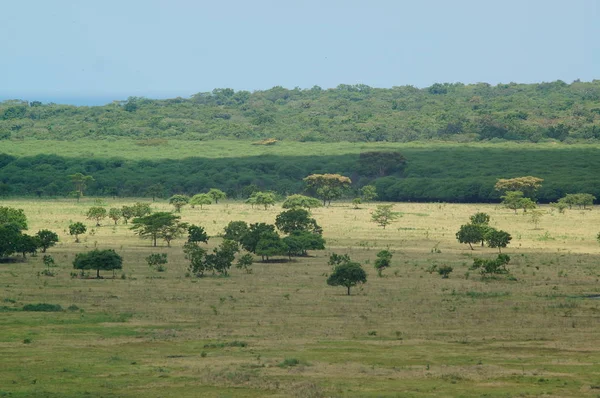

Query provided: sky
[1,0,598,105]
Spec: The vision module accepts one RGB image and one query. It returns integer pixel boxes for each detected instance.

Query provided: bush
[438,265,454,278]
[22,303,63,312]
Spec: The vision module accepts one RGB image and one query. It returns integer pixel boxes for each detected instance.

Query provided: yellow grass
[1,198,599,397]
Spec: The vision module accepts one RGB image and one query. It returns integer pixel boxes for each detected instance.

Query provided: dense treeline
[2,80,600,143]
[1,146,599,203]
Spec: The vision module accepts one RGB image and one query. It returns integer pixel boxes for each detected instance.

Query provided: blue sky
[1,0,598,105]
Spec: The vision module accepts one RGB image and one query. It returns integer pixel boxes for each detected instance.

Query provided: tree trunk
[97,269,100,278]
[153,235,157,247]
[347,286,351,295]
[468,243,473,250]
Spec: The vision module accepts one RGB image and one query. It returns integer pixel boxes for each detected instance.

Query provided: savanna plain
[1,198,599,397]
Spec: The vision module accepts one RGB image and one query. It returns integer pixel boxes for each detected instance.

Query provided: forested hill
[2,80,600,142]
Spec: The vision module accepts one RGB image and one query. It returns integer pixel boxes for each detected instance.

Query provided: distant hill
[2,80,600,143]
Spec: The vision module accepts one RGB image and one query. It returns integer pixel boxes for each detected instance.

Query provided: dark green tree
[69,222,87,243]
[73,249,123,278]
[456,224,483,250]
[282,230,325,258]
[485,229,512,253]
[108,208,122,225]
[35,229,59,253]
[374,250,392,277]
[327,262,367,295]
[190,193,212,209]
[188,224,209,243]
[130,212,184,247]
[255,231,287,261]
[145,183,165,201]
[239,223,276,254]
[275,208,321,235]
[0,206,28,230]
[223,221,249,242]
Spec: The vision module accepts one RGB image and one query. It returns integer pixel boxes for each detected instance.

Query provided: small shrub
[23,338,32,344]
[438,265,453,279]
[278,358,301,368]
[22,303,63,312]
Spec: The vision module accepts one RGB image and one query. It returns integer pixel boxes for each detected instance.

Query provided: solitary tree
[303,174,352,206]
[247,191,276,210]
[69,222,87,243]
[371,204,400,229]
[73,249,123,278]
[456,224,483,250]
[529,209,544,229]
[374,250,393,277]
[35,229,59,253]
[190,193,212,209]
[207,188,226,204]
[86,206,107,226]
[327,262,367,295]
[169,195,189,212]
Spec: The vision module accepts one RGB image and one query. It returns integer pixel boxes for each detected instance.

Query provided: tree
[255,231,287,261]
[374,250,392,277]
[485,229,512,253]
[240,223,277,254]
[495,176,543,199]
[275,209,321,235]
[470,254,510,276]
[35,229,59,253]
[303,174,352,206]
[121,206,135,224]
[282,231,325,258]
[371,204,400,229]
[327,262,367,295]
[469,212,490,225]
[236,253,254,273]
[360,185,378,202]
[169,195,189,212]
[352,197,361,209]
[282,194,322,210]
[131,202,152,217]
[73,249,123,278]
[0,224,21,258]
[146,253,168,272]
[108,208,122,225]
[247,191,276,210]
[0,206,28,230]
[69,173,94,199]
[86,206,107,226]
[529,209,544,229]
[130,212,185,247]
[69,222,87,243]
[14,233,38,258]
[456,224,483,250]
[145,183,165,201]
[205,240,239,275]
[438,265,453,279]
[184,242,208,277]
[187,224,209,244]
[223,221,249,242]
[207,188,226,204]
[190,193,212,209]
[501,191,536,213]
[559,193,596,210]
[161,220,189,247]
[328,253,351,268]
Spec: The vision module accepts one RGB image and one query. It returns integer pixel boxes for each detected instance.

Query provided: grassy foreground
[1,198,600,397]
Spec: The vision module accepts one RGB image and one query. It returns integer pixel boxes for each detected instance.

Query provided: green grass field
[1,198,600,397]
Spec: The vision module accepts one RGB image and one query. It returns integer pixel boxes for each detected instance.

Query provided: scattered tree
[360,185,378,202]
[108,208,122,225]
[86,206,107,226]
[146,253,168,272]
[73,249,123,278]
[207,188,226,204]
[255,231,287,261]
[14,233,38,258]
[247,191,276,210]
[352,197,361,209]
[35,229,59,253]
[236,253,254,273]
[374,250,392,277]
[327,262,367,295]
[223,221,249,242]
[69,222,87,243]
[130,212,186,247]
[69,173,94,199]
[282,194,322,210]
[282,230,325,258]
[169,194,189,212]
[187,225,209,244]
[303,173,352,206]
[456,223,483,250]
[328,253,351,268]
[184,242,208,277]
[495,176,543,199]
[145,183,165,201]
[239,223,277,254]
[529,209,544,229]
[121,206,135,224]
[470,254,511,276]
[438,265,453,279]
[469,212,490,225]
[371,204,400,229]
[190,193,212,209]
[485,229,512,253]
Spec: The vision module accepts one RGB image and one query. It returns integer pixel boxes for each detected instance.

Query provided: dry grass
[1,198,600,397]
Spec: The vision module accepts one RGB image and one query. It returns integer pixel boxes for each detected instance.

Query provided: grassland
[1,198,600,397]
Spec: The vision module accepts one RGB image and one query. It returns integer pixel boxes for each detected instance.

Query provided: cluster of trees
[456,212,512,252]
[3,80,600,143]
[0,206,59,258]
